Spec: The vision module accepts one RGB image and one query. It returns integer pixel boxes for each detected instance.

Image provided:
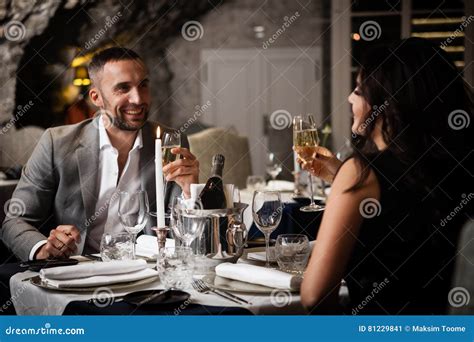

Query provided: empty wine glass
[266,152,283,181]
[171,198,207,248]
[252,190,283,268]
[118,190,149,259]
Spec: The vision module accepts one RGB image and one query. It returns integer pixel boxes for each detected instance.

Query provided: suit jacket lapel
[76,117,100,224]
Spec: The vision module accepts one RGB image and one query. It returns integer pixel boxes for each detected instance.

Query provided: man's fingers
[57,225,81,243]
[172,147,196,160]
[44,241,70,258]
[165,167,196,181]
[163,160,198,175]
[49,231,77,255]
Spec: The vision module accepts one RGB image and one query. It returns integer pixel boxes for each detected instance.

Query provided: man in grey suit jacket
[1,47,199,261]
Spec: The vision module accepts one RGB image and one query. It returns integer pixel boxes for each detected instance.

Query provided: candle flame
[156,126,161,139]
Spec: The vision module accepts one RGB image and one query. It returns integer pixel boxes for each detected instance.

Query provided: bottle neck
[210,163,224,179]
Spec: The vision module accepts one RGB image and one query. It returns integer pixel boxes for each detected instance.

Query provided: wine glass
[252,190,283,268]
[293,115,325,212]
[171,198,207,248]
[162,132,181,166]
[266,152,283,181]
[118,190,149,259]
[162,132,181,191]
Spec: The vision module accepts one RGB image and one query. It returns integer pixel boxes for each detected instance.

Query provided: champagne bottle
[199,154,227,209]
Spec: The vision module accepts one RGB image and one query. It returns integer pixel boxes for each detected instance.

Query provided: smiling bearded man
[1,47,199,261]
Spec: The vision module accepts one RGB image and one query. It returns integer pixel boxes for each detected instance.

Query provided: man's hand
[162,147,199,198]
[297,146,342,184]
[35,225,81,260]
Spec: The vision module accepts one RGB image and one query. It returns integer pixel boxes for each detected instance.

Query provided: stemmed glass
[162,132,181,166]
[293,115,325,212]
[162,132,181,190]
[252,191,283,268]
[266,152,283,181]
[118,190,149,259]
[170,198,207,248]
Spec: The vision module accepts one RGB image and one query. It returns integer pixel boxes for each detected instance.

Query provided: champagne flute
[252,190,283,268]
[118,190,149,259]
[293,115,325,212]
[162,132,181,192]
[162,132,181,166]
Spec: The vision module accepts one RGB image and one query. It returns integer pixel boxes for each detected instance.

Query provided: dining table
[4,251,310,316]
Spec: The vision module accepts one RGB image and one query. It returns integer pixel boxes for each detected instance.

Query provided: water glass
[275,234,310,274]
[156,247,194,290]
[100,232,133,261]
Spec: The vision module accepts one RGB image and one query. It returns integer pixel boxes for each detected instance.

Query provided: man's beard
[114,108,148,131]
[101,96,148,131]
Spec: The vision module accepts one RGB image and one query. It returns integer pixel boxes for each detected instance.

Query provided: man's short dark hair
[88,47,142,83]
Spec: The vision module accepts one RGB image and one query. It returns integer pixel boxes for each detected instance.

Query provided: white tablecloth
[10,259,306,316]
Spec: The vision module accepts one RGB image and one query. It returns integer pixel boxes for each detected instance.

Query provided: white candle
[155,127,166,227]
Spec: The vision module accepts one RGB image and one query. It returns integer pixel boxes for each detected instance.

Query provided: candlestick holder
[151,226,170,253]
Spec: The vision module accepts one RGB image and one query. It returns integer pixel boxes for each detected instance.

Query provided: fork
[192,279,251,305]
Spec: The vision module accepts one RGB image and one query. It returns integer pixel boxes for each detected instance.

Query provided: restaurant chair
[188,127,252,189]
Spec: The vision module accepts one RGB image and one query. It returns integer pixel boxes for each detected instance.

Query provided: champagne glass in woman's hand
[293,115,325,212]
[297,146,342,184]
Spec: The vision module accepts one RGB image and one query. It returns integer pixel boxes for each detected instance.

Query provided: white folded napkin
[190,183,234,208]
[40,259,147,280]
[135,235,175,259]
[215,263,301,290]
[266,180,295,192]
[41,268,158,288]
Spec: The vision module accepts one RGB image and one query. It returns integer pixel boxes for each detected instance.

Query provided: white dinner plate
[202,274,299,294]
[30,275,158,292]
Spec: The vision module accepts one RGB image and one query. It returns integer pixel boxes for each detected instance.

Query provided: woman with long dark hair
[300,37,473,314]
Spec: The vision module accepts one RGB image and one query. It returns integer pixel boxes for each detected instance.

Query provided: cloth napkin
[40,259,147,280]
[215,263,302,290]
[266,180,295,192]
[135,235,175,259]
[40,268,158,288]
